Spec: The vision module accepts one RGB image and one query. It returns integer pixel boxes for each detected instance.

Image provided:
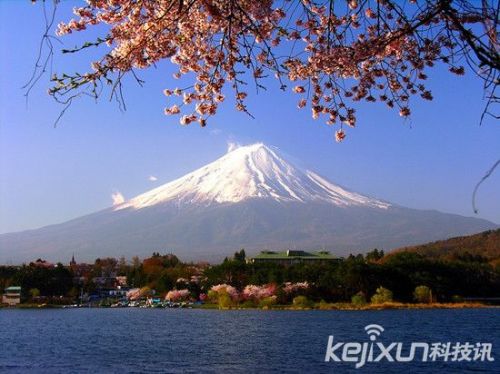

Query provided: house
[2,286,21,306]
[247,250,340,266]
[107,286,129,298]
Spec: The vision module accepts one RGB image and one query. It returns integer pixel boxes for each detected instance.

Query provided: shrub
[259,296,277,309]
[292,295,313,309]
[241,299,257,308]
[318,300,334,310]
[351,292,367,306]
[207,289,235,308]
[29,288,40,299]
[209,284,239,301]
[413,285,432,303]
[217,291,233,309]
[371,287,393,304]
[207,290,218,303]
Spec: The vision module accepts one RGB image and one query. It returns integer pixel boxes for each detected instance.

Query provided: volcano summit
[115,143,390,209]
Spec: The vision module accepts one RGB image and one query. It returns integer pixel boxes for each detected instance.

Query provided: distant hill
[390,229,500,262]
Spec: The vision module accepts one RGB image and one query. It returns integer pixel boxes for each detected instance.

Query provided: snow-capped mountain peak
[115,143,390,210]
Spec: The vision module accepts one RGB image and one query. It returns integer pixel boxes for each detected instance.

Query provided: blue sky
[0,1,499,234]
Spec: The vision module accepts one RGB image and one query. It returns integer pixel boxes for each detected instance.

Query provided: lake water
[0,308,498,373]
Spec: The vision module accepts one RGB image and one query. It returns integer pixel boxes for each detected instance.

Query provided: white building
[2,286,21,306]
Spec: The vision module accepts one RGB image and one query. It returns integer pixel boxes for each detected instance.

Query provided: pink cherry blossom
[283,282,310,294]
[242,284,277,301]
[210,284,239,301]
[165,289,191,302]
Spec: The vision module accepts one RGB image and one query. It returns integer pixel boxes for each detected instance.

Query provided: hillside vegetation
[391,229,500,263]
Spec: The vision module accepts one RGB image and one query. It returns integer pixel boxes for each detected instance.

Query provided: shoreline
[199,301,494,311]
[1,302,495,310]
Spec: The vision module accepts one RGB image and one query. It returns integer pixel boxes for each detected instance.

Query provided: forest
[1,235,498,307]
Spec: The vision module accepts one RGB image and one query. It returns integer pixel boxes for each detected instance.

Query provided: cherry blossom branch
[28,0,498,140]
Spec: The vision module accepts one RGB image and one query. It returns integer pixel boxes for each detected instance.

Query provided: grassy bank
[0,303,64,309]
[312,301,489,311]
[193,301,490,311]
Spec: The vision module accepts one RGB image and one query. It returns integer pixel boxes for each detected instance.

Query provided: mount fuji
[116,143,390,210]
[0,143,496,263]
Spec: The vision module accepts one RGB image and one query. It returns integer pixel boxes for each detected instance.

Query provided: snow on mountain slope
[116,143,390,210]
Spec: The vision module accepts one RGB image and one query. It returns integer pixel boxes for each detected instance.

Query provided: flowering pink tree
[242,284,277,301]
[208,284,239,301]
[126,286,151,300]
[165,288,191,302]
[283,281,310,294]
[32,1,498,139]
[126,288,141,301]
[280,281,311,303]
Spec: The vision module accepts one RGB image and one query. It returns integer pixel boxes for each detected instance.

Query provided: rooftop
[4,286,21,292]
[252,250,337,260]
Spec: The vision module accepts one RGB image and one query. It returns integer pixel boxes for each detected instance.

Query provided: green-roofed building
[247,250,339,266]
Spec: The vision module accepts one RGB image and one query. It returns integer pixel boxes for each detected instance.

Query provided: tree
[233,249,246,262]
[131,256,141,269]
[30,0,498,140]
[365,248,384,262]
[92,257,118,278]
[118,256,128,275]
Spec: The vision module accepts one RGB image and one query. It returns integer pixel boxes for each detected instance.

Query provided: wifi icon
[365,324,384,341]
